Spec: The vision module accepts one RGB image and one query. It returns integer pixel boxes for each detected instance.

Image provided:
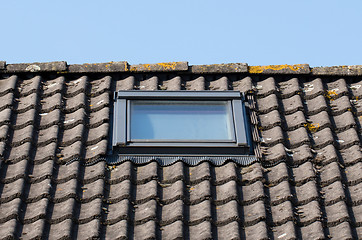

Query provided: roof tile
[281,94,304,115]
[23,198,48,223]
[134,220,157,240]
[325,201,349,226]
[243,200,266,226]
[6,61,67,73]
[43,76,64,96]
[232,76,253,92]
[217,221,240,240]
[256,94,279,114]
[77,219,101,239]
[0,198,21,222]
[312,65,362,76]
[328,221,354,240]
[352,204,362,225]
[279,77,302,98]
[78,198,102,223]
[185,76,205,91]
[51,198,75,223]
[48,219,73,239]
[0,219,17,239]
[103,220,128,240]
[269,181,292,205]
[272,221,296,240]
[244,221,268,240]
[0,62,362,239]
[131,61,188,72]
[21,219,45,239]
[68,61,127,73]
[295,181,319,205]
[299,221,324,239]
[192,63,247,74]
[188,221,212,240]
[270,200,294,224]
[249,64,310,75]
[105,199,129,225]
[297,200,321,225]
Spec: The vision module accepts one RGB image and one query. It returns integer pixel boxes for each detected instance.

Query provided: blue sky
[1,0,361,67]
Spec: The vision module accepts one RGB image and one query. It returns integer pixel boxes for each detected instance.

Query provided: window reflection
[130,100,234,141]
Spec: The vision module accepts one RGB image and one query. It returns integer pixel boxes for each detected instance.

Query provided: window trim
[112,90,252,155]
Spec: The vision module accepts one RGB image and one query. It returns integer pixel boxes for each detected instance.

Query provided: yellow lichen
[130,63,151,72]
[156,62,178,70]
[325,90,338,100]
[248,64,305,74]
[129,62,179,72]
[304,123,320,133]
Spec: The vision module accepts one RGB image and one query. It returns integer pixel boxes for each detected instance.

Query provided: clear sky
[1,0,362,67]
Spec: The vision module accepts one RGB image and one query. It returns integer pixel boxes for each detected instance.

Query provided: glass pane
[130,100,234,141]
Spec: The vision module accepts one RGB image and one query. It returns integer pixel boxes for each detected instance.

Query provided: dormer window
[112,91,253,158]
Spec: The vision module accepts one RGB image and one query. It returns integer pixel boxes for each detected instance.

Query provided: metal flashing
[108,155,258,166]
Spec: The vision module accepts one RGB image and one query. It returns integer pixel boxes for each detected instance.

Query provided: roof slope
[0,62,362,239]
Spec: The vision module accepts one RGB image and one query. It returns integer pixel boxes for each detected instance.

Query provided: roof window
[110,91,255,165]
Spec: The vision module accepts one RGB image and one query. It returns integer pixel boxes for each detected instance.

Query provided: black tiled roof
[0,61,362,239]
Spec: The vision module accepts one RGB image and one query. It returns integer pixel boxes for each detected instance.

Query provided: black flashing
[108,155,258,166]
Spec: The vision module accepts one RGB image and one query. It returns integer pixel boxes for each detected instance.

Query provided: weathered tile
[51,198,75,223]
[325,201,349,226]
[217,221,240,240]
[243,200,266,225]
[48,219,73,239]
[105,199,130,224]
[299,221,324,239]
[76,219,101,239]
[104,220,128,240]
[134,220,157,240]
[272,221,296,240]
[161,220,184,239]
[256,94,279,114]
[78,198,102,223]
[328,221,353,240]
[297,201,321,225]
[21,219,46,239]
[255,77,277,97]
[279,77,301,98]
[189,221,212,240]
[281,94,304,114]
[244,221,268,240]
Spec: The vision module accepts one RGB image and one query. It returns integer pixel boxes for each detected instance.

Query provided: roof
[0,61,362,239]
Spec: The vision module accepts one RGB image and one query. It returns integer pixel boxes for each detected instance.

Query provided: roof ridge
[1,61,362,76]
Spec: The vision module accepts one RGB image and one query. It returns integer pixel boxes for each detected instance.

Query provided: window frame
[112,90,252,155]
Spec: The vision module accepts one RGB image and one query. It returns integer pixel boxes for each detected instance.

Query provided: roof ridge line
[1,61,362,76]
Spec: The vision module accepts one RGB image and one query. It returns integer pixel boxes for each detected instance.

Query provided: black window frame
[112,90,253,156]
